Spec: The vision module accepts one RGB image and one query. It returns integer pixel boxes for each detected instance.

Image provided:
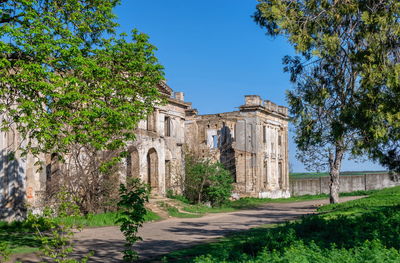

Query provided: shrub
[183,154,233,206]
[27,190,92,263]
[0,242,10,263]
[203,163,233,207]
[116,178,150,262]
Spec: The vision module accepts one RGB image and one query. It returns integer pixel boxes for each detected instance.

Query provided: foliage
[193,240,400,263]
[205,165,234,207]
[116,178,150,262]
[184,154,233,206]
[0,242,11,263]
[27,190,92,263]
[0,209,160,257]
[254,0,400,174]
[0,0,165,156]
[160,186,400,262]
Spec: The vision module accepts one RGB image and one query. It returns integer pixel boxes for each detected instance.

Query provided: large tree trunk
[328,143,345,204]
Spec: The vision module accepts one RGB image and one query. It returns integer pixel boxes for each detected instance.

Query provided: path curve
[13,196,362,263]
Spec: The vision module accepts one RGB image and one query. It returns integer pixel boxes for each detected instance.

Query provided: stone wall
[290,173,400,196]
[0,126,46,221]
[186,95,290,198]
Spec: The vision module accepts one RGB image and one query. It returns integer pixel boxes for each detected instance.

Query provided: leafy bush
[183,154,233,207]
[27,190,92,263]
[0,242,11,263]
[203,164,233,207]
[117,178,150,262]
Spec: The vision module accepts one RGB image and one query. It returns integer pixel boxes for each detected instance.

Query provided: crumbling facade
[185,95,290,198]
[0,86,290,220]
[123,83,192,195]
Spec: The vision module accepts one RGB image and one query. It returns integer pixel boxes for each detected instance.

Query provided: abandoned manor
[0,83,290,219]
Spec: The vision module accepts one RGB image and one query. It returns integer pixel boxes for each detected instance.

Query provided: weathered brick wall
[290,173,400,196]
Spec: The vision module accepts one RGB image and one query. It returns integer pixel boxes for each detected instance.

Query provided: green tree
[254,0,399,203]
[0,0,164,157]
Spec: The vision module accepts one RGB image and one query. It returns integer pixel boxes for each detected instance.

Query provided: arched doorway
[126,147,139,180]
[147,148,159,190]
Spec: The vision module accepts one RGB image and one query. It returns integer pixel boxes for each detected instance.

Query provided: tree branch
[0,13,24,24]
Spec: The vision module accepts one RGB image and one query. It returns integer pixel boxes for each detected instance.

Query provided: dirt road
[13,196,362,263]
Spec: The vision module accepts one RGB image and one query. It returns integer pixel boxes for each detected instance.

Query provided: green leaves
[27,190,92,263]
[117,178,150,262]
[0,0,165,157]
[184,153,233,207]
[255,0,400,172]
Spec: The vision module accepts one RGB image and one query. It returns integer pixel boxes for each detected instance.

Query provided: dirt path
[12,196,362,263]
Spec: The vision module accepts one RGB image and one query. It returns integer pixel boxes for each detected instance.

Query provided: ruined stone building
[0,84,290,220]
[186,95,290,198]
[123,82,192,195]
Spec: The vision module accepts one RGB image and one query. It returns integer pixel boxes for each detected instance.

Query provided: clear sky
[114,0,384,173]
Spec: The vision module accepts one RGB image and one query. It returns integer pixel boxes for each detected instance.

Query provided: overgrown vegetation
[183,153,233,207]
[117,178,151,262]
[160,186,400,262]
[0,242,11,263]
[27,190,93,263]
[0,210,160,257]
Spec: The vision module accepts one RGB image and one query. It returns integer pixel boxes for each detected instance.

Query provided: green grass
[157,186,400,262]
[0,209,161,257]
[175,190,373,215]
[318,186,400,217]
[56,209,161,227]
[0,221,40,255]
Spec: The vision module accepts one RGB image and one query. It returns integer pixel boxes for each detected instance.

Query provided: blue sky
[114,0,384,172]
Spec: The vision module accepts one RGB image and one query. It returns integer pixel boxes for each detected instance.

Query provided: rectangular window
[263,126,266,143]
[164,116,171,137]
[212,135,218,148]
[147,113,153,131]
[278,135,282,146]
[264,162,268,185]
[279,162,283,188]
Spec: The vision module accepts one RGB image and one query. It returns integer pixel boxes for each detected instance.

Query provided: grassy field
[166,190,375,217]
[0,209,160,255]
[159,186,400,262]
